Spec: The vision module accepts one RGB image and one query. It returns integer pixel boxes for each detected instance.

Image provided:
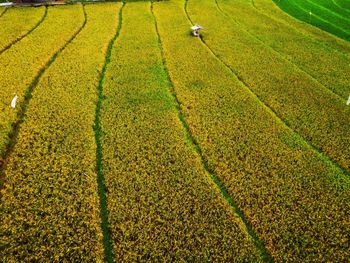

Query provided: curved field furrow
[273,0,350,41]
[0,6,46,55]
[215,0,347,101]
[0,7,7,17]
[94,2,124,262]
[313,0,350,17]
[288,2,350,40]
[0,3,122,261]
[218,0,350,99]
[154,0,350,261]
[198,0,350,172]
[253,0,350,56]
[301,0,350,22]
[101,2,263,261]
[0,5,84,163]
[334,0,350,9]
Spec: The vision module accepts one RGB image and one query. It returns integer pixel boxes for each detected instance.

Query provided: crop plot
[188,0,350,173]
[0,3,121,261]
[0,6,45,54]
[0,0,349,261]
[0,5,84,159]
[273,0,350,40]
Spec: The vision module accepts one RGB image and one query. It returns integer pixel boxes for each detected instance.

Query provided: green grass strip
[94,2,125,263]
[273,0,350,41]
[250,0,350,57]
[333,0,350,9]
[301,0,350,22]
[312,0,350,18]
[291,0,350,34]
[302,0,350,23]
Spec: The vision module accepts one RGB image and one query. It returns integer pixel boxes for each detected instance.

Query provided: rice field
[0,0,349,262]
[273,0,350,41]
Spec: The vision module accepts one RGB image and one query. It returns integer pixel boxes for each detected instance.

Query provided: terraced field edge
[94,2,125,263]
[153,2,274,262]
[0,4,87,190]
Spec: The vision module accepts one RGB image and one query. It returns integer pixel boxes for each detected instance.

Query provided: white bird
[11,95,18,109]
[347,95,350,106]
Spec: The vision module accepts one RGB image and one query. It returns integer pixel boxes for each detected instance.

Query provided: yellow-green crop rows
[0,0,349,261]
[0,6,45,53]
[188,0,350,172]
[0,4,84,158]
[1,3,120,261]
[218,0,350,99]
[153,0,350,261]
[101,2,262,261]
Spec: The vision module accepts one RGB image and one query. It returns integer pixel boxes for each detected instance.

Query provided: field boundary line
[0,7,7,18]
[94,2,125,263]
[248,0,350,59]
[304,0,350,23]
[186,0,350,177]
[0,4,87,191]
[152,2,274,262]
[214,0,347,102]
[292,0,350,35]
[280,0,350,40]
[331,0,350,13]
[0,6,48,56]
[251,0,256,9]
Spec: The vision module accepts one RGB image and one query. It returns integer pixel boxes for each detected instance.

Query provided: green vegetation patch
[273,0,350,41]
[252,0,350,56]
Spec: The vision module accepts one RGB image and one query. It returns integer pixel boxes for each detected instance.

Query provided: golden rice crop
[101,2,262,261]
[218,0,350,99]
[0,6,45,52]
[0,5,84,158]
[153,0,350,261]
[188,0,350,172]
[0,3,121,261]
